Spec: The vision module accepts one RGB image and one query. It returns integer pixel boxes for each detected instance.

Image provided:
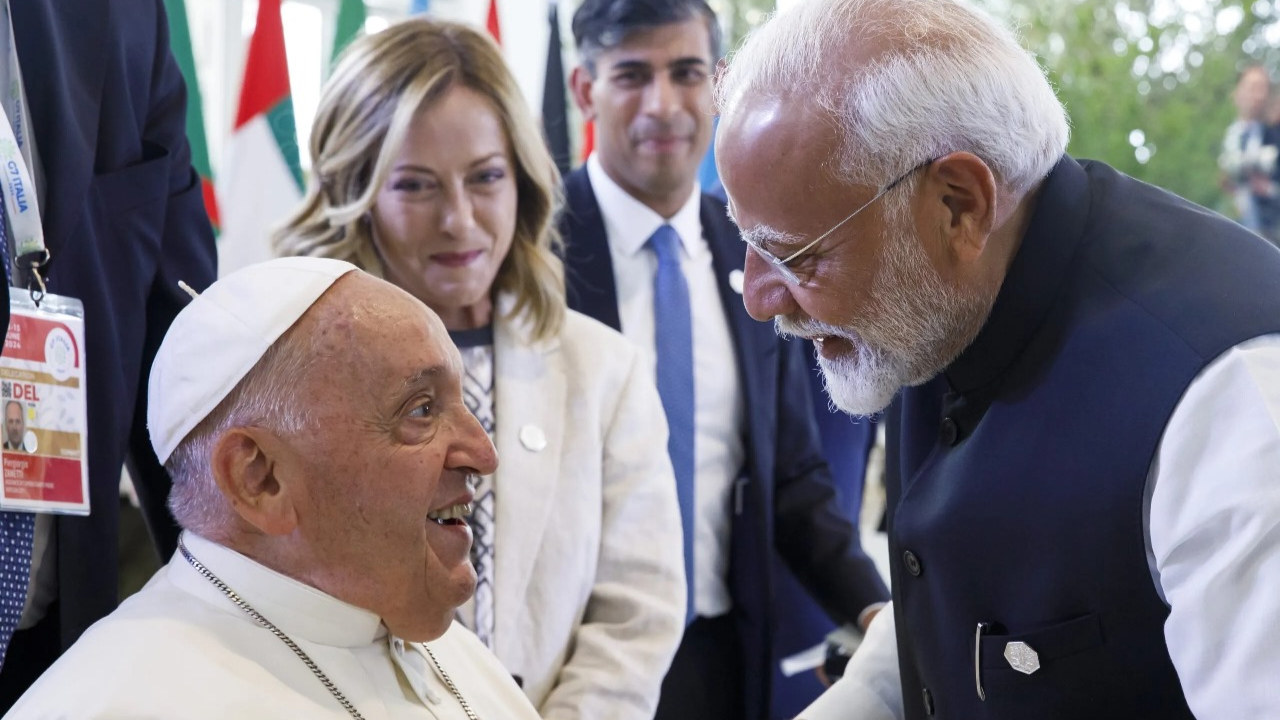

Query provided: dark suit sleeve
[771,337,890,624]
[124,0,217,559]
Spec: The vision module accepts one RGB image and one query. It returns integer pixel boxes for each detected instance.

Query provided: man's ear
[927,151,998,265]
[569,64,596,120]
[210,428,298,536]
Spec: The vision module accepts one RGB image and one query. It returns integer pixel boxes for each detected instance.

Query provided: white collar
[172,531,386,648]
[586,153,703,258]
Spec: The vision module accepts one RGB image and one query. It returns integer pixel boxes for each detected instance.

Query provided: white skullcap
[147,257,359,464]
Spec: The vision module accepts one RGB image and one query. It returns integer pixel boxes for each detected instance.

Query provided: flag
[410,0,430,13]
[581,120,595,163]
[216,0,304,276]
[542,1,571,177]
[162,0,219,231]
[332,0,366,65]
[486,0,501,44]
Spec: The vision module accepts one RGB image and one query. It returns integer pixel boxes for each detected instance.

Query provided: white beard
[817,337,914,417]
[777,204,995,417]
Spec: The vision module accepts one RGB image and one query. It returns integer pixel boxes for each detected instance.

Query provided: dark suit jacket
[560,168,888,718]
[7,0,216,660]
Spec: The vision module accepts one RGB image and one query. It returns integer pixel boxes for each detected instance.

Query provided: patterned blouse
[449,326,496,649]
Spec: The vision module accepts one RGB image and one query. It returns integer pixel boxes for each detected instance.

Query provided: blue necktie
[648,225,696,625]
[0,184,35,663]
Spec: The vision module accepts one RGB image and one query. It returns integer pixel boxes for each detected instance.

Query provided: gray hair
[715,0,1069,195]
[164,325,320,537]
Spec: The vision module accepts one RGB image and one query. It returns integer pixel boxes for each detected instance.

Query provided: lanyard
[0,0,49,299]
[0,105,43,262]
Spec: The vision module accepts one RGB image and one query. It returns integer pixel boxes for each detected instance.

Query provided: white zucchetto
[147,257,358,464]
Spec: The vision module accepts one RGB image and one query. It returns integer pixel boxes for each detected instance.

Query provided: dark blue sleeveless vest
[884,156,1280,719]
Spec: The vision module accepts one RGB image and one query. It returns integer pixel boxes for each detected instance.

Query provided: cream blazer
[488,300,685,720]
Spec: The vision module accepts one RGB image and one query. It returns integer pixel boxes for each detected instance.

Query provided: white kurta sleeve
[800,601,904,720]
[1148,334,1280,719]
[538,345,687,720]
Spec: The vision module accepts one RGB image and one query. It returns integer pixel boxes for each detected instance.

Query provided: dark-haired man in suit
[562,2,890,718]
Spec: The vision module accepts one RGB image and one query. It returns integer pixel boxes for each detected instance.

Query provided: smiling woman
[274,18,564,343]
[274,18,687,720]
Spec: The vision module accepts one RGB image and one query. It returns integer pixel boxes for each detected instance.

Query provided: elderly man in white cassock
[4,257,542,719]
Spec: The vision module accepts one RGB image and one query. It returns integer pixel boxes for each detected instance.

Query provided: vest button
[903,550,922,577]
[922,686,935,715]
[939,417,959,446]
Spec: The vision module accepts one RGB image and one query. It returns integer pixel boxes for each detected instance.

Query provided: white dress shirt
[7,532,541,719]
[802,334,1280,720]
[587,155,746,617]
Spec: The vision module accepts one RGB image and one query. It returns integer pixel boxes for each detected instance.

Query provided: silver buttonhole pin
[975,622,990,701]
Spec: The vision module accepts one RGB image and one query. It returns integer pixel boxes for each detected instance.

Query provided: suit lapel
[561,181,776,470]
[12,0,107,256]
[491,306,566,650]
[562,168,623,331]
[702,196,775,429]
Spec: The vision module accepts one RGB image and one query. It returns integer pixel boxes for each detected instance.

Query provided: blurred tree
[985,0,1278,212]
[709,0,774,57]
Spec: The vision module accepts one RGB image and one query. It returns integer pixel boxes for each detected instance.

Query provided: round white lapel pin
[729,269,745,295]
[519,424,547,452]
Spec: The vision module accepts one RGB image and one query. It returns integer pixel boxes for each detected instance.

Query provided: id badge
[0,290,89,515]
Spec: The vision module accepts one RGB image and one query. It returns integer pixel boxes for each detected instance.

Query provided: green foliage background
[715,0,1280,213]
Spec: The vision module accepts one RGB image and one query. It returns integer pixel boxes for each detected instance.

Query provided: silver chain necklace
[178,538,481,720]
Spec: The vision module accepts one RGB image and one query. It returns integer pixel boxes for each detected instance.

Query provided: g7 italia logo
[45,328,75,382]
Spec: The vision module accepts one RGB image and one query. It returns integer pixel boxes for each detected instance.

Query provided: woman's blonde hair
[274,18,565,341]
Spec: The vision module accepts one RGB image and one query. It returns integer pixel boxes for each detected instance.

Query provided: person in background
[715,0,1280,718]
[0,0,216,704]
[275,20,685,720]
[1219,64,1280,244]
[564,2,891,719]
[1265,81,1280,128]
[4,257,543,719]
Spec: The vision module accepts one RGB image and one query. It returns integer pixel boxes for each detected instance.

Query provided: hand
[1249,174,1276,197]
[859,606,882,632]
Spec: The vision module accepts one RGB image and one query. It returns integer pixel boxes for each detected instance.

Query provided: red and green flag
[331,0,367,65]
[486,0,501,44]
[216,0,304,276]
[162,0,219,231]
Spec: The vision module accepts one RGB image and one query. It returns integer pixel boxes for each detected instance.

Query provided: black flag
[542,1,572,177]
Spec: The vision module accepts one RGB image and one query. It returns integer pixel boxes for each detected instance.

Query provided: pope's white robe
[5,532,541,720]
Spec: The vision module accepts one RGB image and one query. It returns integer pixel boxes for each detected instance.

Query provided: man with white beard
[560,1,891,717]
[716,1,1280,719]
